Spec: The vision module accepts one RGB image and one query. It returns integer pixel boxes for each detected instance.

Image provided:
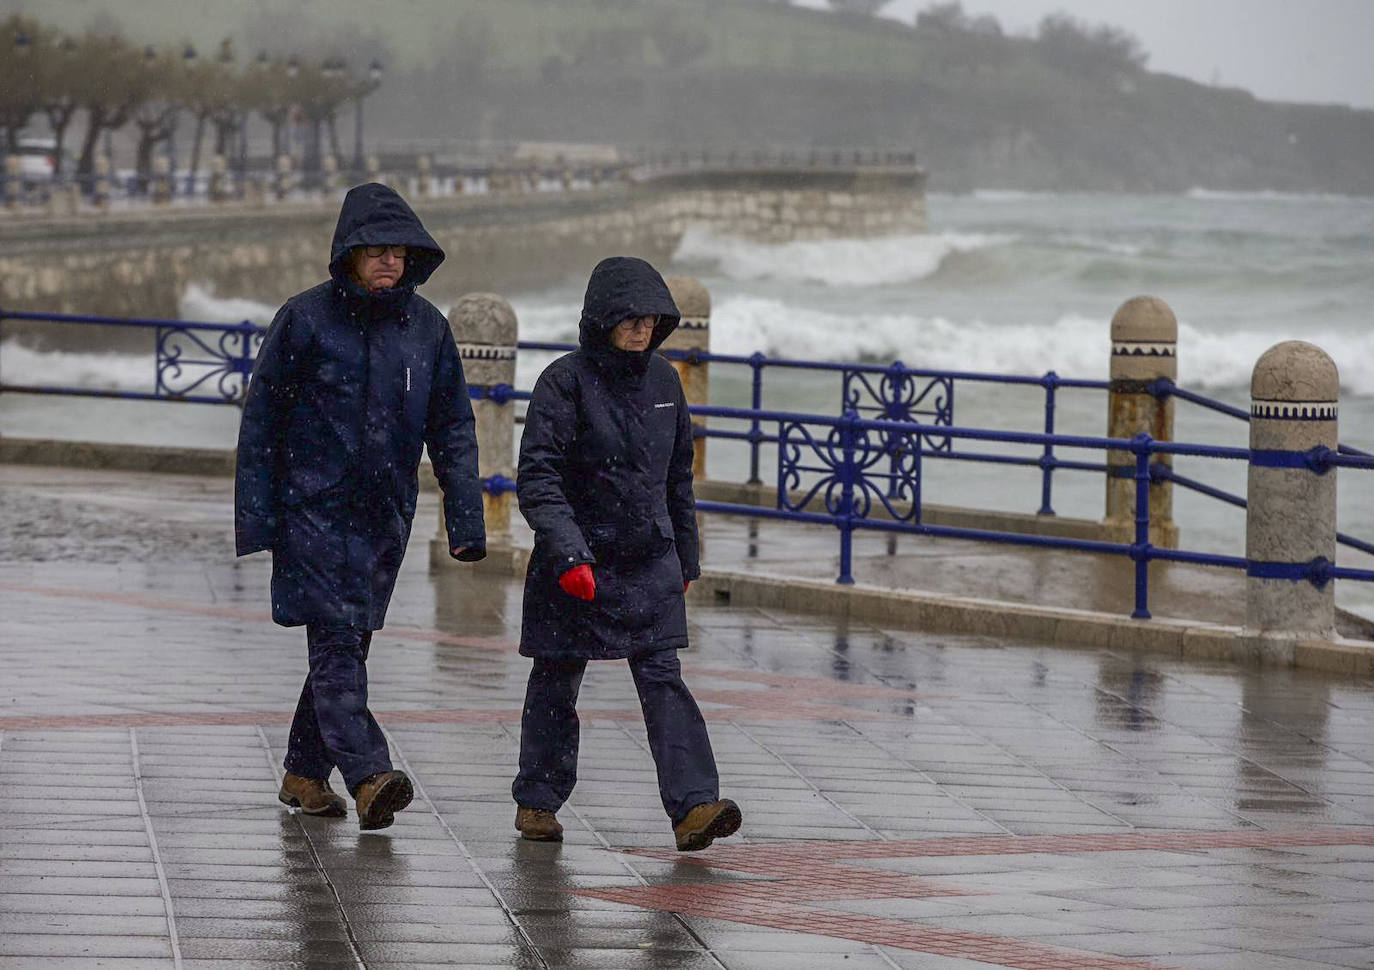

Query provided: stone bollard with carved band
[2,155,19,210]
[431,293,519,570]
[152,156,173,205]
[663,276,711,480]
[366,154,382,185]
[417,154,432,197]
[1245,341,1338,642]
[274,154,293,201]
[1105,296,1179,548]
[93,154,112,210]
[321,154,339,193]
[209,154,229,203]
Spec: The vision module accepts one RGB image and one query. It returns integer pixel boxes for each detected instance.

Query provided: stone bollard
[1245,341,1338,641]
[274,154,293,201]
[663,276,711,481]
[152,156,173,204]
[417,154,432,197]
[1104,296,1179,548]
[3,155,19,210]
[93,154,111,210]
[209,154,229,202]
[366,154,382,185]
[432,293,519,570]
[321,154,339,193]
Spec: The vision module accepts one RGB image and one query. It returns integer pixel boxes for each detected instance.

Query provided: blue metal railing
[520,339,1109,517]
[0,308,261,404]
[4,308,1372,615]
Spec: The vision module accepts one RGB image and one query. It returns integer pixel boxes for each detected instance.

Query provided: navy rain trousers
[284,625,392,795]
[512,651,719,825]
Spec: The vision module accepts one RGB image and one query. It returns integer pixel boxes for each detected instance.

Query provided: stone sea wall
[0,169,926,344]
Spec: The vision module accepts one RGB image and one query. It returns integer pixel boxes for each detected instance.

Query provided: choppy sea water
[5,190,1373,616]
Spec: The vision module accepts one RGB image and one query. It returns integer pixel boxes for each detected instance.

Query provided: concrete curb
[688,568,1374,676]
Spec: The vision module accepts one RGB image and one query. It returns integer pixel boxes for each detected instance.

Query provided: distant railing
[0,145,921,213]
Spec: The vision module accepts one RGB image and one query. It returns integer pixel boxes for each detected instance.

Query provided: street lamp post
[353,59,383,174]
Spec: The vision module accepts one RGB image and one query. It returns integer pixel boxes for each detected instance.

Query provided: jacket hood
[578,256,680,353]
[328,182,444,289]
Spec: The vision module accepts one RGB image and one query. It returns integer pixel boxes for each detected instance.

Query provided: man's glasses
[615,316,658,332]
[362,245,407,259]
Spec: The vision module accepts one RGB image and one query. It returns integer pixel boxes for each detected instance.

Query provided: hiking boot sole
[676,801,742,852]
[278,792,347,818]
[359,774,414,831]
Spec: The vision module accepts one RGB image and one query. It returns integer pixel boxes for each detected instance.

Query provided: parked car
[11,136,63,180]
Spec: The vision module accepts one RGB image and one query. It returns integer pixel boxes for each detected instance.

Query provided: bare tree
[72,33,150,177]
[0,15,45,153]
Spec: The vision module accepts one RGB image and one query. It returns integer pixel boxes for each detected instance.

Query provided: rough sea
[5,190,1373,615]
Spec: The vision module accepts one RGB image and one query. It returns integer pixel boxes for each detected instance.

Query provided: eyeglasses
[362,245,407,259]
[614,316,658,332]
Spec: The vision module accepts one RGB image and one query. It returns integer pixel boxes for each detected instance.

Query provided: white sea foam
[672,227,1014,287]
[179,283,278,325]
[1186,187,1372,204]
[0,343,152,393]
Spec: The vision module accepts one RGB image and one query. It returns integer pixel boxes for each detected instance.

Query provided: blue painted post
[664,277,711,481]
[1038,371,1059,516]
[1131,432,1153,619]
[748,352,764,484]
[232,319,257,404]
[837,409,858,585]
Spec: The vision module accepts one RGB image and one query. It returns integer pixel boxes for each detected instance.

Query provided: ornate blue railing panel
[156,322,263,403]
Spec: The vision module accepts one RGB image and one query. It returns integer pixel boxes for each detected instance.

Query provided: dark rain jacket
[518,257,700,660]
[235,182,485,630]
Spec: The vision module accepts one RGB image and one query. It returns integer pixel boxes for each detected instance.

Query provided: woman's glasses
[362,245,408,259]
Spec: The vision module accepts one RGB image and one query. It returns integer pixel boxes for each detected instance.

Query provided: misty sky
[796,0,1374,110]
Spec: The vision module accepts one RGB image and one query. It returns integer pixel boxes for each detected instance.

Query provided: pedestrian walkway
[2,463,1373,969]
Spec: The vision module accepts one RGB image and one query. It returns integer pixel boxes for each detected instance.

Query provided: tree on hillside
[647,9,711,70]
[1036,13,1146,81]
[826,0,892,17]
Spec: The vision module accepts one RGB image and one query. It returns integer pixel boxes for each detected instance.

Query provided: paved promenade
[2,464,1374,969]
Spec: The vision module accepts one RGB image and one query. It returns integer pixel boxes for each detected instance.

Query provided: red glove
[559,563,596,601]
[683,581,691,594]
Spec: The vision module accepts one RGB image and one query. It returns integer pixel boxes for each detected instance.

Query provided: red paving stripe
[625,827,1374,867]
[579,827,1374,967]
[579,884,1174,969]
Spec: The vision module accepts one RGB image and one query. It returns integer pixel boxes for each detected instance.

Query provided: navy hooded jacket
[517,256,699,659]
[235,182,485,629]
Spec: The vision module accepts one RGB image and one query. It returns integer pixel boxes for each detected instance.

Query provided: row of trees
[0,14,384,183]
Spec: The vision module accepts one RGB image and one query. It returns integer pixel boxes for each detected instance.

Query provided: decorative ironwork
[842,363,953,455]
[777,414,921,524]
[156,323,263,403]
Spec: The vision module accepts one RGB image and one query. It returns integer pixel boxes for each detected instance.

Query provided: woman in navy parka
[511,256,741,851]
[236,183,485,830]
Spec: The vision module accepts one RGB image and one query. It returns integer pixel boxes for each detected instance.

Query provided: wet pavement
[2,464,1374,969]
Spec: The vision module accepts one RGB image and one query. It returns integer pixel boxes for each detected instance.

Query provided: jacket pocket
[585,516,675,565]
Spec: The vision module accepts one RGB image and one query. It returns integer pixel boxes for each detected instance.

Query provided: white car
[13,136,61,179]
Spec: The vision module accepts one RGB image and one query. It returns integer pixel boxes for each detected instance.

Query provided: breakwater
[0,166,926,338]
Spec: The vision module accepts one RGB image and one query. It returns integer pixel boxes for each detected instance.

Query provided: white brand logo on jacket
[654,402,674,408]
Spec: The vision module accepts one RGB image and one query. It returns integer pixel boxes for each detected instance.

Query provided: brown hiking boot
[515,806,563,842]
[277,773,347,818]
[354,770,414,831]
[674,799,741,852]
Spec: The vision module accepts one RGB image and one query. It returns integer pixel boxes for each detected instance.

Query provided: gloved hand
[559,563,596,601]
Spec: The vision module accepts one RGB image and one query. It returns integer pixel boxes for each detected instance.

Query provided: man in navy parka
[235,183,485,831]
[511,256,741,851]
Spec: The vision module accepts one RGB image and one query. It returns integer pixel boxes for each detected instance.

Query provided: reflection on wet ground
[1,465,1373,969]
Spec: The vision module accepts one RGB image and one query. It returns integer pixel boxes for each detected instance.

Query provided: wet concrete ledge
[6,434,1370,674]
